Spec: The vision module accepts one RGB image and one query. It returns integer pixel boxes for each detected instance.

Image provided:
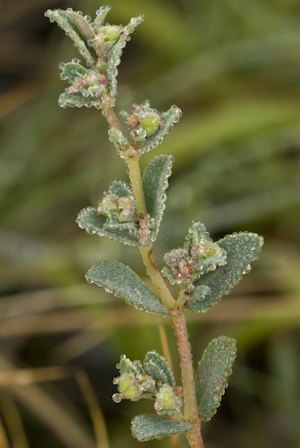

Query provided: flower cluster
[162,220,227,288]
[112,353,182,417]
[97,193,136,224]
[121,101,164,141]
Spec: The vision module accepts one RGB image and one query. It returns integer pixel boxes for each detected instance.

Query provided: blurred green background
[1,0,300,447]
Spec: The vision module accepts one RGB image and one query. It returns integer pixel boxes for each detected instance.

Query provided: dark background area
[1,0,300,447]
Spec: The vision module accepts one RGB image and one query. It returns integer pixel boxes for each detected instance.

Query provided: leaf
[58,92,101,109]
[76,207,139,246]
[189,285,210,302]
[107,15,144,97]
[94,6,112,32]
[45,9,96,66]
[185,220,208,253]
[140,105,182,154]
[108,180,132,197]
[188,232,263,312]
[195,336,237,421]
[62,62,88,82]
[131,414,193,441]
[86,260,168,316]
[142,154,173,240]
[67,11,95,40]
[143,351,174,387]
[119,356,145,375]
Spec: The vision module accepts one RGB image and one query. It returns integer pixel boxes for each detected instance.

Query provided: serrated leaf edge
[196,336,237,421]
[143,154,174,241]
[85,260,168,316]
[76,207,139,246]
[140,105,182,154]
[131,414,193,441]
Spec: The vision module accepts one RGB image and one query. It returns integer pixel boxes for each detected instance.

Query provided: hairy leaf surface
[196,336,236,421]
[86,260,168,316]
[131,414,193,441]
[188,232,263,312]
[142,154,173,239]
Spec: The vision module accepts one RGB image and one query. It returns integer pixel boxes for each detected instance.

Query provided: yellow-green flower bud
[101,25,121,41]
[140,112,160,136]
[156,386,177,410]
[119,375,142,400]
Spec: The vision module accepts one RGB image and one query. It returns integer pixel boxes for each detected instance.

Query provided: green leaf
[94,6,112,32]
[143,351,174,387]
[45,9,96,66]
[76,207,139,246]
[142,154,173,240]
[86,260,168,316]
[107,15,144,97]
[140,105,182,154]
[58,92,101,109]
[62,62,88,82]
[188,232,263,312]
[131,414,193,441]
[185,221,208,253]
[119,356,145,375]
[108,180,132,197]
[189,285,210,302]
[195,336,237,421]
[67,11,95,40]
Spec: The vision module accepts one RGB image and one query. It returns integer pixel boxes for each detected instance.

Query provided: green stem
[139,244,175,310]
[125,156,147,215]
[169,308,204,448]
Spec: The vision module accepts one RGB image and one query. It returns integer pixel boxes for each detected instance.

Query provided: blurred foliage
[0,0,300,447]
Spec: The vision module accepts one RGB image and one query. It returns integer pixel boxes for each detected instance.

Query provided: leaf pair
[77,154,173,246]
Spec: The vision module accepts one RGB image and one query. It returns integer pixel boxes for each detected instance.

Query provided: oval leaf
[131,414,193,441]
[143,351,174,387]
[108,180,132,197]
[189,285,210,302]
[196,336,237,421]
[188,232,263,312]
[45,9,96,66]
[58,92,101,109]
[107,15,144,97]
[67,11,95,40]
[86,260,168,316]
[94,6,112,32]
[142,154,173,240]
[62,62,88,82]
[140,105,182,154]
[76,207,139,246]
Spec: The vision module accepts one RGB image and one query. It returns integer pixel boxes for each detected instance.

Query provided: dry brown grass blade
[0,295,299,340]
[0,366,70,386]
[50,307,135,362]
[75,370,110,448]
[0,415,10,448]
[2,395,30,448]
[0,354,96,448]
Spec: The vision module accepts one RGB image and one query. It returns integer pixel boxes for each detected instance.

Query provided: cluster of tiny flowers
[97,194,136,223]
[112,355,182,416]
[121,101,164,141]
[162,223,227,286]
[137,214,155,245]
